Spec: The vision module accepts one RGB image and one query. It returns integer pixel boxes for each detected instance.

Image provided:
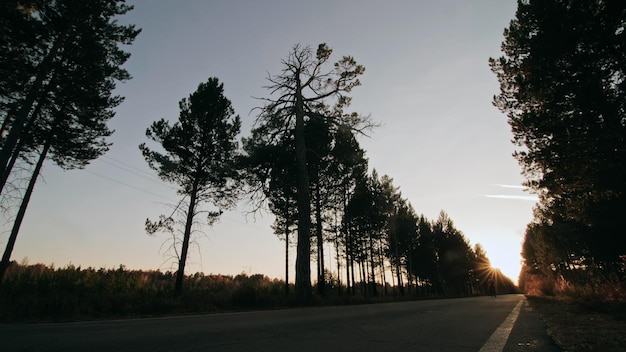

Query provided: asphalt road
[1,294,559,352]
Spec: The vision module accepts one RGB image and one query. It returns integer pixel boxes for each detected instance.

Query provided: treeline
[491,1,626,300]
[0,262,284,322]
[262,162,518,298]
[0,261,515,322]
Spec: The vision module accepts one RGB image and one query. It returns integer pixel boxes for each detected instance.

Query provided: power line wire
[82,169,270,232]
[96,158,176,190]
[102,155,156,177]
[83,169,175,202]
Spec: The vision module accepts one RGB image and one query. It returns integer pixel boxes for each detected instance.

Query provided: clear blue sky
[3,0,535,283]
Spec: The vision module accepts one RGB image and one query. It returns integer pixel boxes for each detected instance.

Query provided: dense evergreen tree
[305,116,334,294]
[387,198,418,294]
[344,170,390,295]
[471,243,492,294]
[327,126,368,293]
[0,0,140,283]
[242,125,298,296]
[140,78,241,295]
[243,107,368,297]
[0,0,140,192]
[412,215,438,292]
[490,0,626,272]
[432,211,473,295]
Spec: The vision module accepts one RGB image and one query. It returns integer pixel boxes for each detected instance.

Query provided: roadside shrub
[0,262,288,322]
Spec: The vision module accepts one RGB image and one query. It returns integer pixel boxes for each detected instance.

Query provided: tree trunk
[378,238,388,296]
[390,261,396,289]
[294,75,312,303]
[407,255,413,294]
[348,229,356,294]
[315,180,325,295]
[369,234,377,295]
[0,32,67,194]
[345,238,351,293]
[0,100,46,193]
[335,218,342,292]
[174,179,199,296]
[0,140,21,197]
[394,235,404,296]
[284,206,290,296]
[396,258,404,296]
[0,141,50,283]
[343,183,353,294]
[360,259,366,295]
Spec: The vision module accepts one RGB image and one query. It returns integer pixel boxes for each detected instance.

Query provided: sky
[2,0,536,284]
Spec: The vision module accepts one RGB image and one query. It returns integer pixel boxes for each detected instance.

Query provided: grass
[527,296,626,352]
[520,266,626,350]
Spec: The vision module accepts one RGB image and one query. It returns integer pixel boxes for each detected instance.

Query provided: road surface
[1,294,559,351]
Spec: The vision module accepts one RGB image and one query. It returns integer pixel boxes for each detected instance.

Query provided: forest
[0,0,519,315]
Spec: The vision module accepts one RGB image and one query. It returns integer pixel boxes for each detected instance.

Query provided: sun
[474,262,504,286]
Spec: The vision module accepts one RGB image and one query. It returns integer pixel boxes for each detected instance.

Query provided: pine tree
[490,0,626,268]
[140,78,241,295]
[0,0,140,283]
[250,43,370,302]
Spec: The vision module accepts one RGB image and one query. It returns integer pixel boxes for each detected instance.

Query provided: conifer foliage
[0,0,140,282]
[247,43,370,302]
[140,78,242,295]
[491,0,626,293]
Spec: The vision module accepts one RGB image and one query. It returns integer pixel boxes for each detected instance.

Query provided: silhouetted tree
[242,128,298,296]
[0,0,140,283]
[344,170,390,295]
[412,214,438,293]
[1,0,39,138]
[268,153,298,296]
[140,78,241,295]
[304,115,334,294]
[253,43,370,302]
[490,0,626,271]
[387,197,418,294]
[432,211,473,296]
[327,126,368,293]
[243,113,336,296]
[471,243,492,294]
[0,0,140,193]
[518,213,591,295]
[376,175,403,293]
[369,173,398,294]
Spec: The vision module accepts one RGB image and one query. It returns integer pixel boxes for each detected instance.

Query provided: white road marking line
[478,298,524,352]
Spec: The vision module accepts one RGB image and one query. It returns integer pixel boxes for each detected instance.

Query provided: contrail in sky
[485,184,538,201]
[493,184,527,190]
[485,195,538,201]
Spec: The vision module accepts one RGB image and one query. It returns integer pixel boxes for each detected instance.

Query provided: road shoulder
[523,296,626,352]
[503,297,561,352]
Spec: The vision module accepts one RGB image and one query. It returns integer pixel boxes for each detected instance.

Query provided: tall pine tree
[0,0,140,282]
[249,43,370,302]
[490,1,626,270]
[140,78,241,295]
